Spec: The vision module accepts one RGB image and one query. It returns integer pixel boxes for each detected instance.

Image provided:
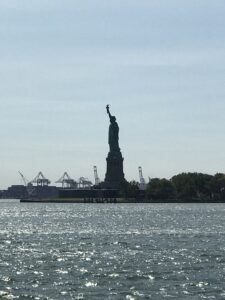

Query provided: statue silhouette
[106,105,119,152]
[104,105,125,188]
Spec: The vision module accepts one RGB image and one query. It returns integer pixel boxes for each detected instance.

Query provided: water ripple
[1,203,225,299]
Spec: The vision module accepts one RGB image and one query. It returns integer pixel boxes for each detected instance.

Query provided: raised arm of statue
[106,104,112,119]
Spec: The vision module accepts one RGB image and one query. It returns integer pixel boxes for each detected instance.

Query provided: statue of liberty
[106,105,120,152]
[104,104,125,188]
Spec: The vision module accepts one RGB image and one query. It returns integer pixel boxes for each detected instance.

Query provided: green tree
[146,178,176,201]
[119,180,140,199]
[171,173,213,201]
[210,173,225,201]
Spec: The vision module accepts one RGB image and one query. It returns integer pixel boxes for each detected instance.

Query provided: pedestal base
[104,150,125,189]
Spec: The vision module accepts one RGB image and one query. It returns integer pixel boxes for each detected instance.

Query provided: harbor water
[1,201,225,299]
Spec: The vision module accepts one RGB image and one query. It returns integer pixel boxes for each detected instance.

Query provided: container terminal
[0,167,146,203]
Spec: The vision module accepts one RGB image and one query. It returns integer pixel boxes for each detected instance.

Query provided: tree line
[120,173,225,202]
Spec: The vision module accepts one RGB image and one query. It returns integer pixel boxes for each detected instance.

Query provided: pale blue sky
[0,0,225,188]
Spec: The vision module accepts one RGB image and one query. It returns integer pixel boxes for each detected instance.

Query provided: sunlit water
[1,201,225,299]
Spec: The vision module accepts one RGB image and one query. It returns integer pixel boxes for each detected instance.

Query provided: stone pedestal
[104,149,125,189]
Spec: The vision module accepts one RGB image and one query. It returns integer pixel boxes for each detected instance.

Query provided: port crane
[139,166,147,190]
[31,172,51,186]
[56,172,77,188]
[93,166,100,185]
[78,177,92,189]
[18,171,35,197]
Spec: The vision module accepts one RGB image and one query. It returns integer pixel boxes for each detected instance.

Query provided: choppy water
[1,202,225,299]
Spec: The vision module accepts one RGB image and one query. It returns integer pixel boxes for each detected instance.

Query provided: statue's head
[111,116,116,123]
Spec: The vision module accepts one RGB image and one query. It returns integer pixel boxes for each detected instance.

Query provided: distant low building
[1,185,27,199]
[1,185,59,199]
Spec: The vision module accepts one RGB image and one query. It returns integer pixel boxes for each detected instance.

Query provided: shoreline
[19,198,225,204]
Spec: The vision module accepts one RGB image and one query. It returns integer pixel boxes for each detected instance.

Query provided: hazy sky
[0,0,225,188]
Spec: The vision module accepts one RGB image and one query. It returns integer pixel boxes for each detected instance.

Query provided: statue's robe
[108,121,119,152]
